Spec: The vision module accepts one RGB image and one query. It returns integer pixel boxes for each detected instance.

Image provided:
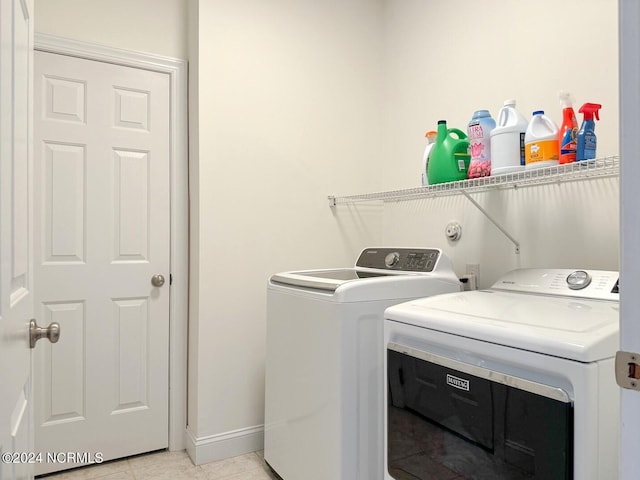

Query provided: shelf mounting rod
[461,190,520,254]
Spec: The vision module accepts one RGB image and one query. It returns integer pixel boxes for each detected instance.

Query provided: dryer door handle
[387,342,571,403]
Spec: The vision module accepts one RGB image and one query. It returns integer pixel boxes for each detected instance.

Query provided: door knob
[151,274,165,287]
[29,319,61,349]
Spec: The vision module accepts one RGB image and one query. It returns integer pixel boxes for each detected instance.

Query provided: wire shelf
[328,155,620,206]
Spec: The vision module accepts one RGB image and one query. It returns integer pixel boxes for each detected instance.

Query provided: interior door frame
[33,33,189,452]
[619,1,640,477]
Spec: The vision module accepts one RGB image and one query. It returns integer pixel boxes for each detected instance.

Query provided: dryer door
[386,343,573,480]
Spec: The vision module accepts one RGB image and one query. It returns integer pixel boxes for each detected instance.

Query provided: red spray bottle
[558,91,578,164]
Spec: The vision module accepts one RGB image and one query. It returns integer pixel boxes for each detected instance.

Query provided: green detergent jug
[427,120,471,184]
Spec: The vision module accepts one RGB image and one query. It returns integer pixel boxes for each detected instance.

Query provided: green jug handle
[447,128,468,139]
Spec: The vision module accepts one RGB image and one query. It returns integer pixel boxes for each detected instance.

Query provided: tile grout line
[39,450,275,480]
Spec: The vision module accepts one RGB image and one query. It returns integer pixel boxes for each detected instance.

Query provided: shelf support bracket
[461,190,520,254]
[328,196,337,207]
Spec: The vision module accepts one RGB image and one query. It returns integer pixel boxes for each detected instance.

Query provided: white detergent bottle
[490,100,528,175]
[524,110,559,169]
[421,130,437,186]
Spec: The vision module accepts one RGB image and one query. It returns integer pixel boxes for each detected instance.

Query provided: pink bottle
[467,110,496,178]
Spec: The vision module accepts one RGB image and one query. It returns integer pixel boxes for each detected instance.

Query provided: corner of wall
[186,0,201,437]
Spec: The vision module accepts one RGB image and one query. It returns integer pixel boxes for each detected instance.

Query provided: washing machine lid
[269,247,461,302]
[270,268,462,302]
[385,268,620,363]
[270,268,396,292]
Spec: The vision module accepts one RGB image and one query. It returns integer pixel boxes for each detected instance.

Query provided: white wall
[381,178,619,289]
[34,0,188,59]
[380,0,619,190]
[187,0,385,462]
[373,0,619,288]
[188,0,619,462]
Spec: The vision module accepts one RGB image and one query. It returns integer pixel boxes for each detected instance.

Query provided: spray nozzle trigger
[579,103,602,121]
[558,90,574,108]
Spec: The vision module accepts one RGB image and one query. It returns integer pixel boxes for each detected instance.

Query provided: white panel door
[0,0,35,479]
[33,52,171,475]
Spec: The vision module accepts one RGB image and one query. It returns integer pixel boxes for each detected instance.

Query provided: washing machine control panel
[357,248,441,272]
[492,268,619,301]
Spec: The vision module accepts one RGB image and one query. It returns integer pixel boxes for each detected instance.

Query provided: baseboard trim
[186,425,264,466]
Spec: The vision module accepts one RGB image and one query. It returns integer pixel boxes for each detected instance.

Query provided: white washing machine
[264,248,461,480]
[384,268,620,480]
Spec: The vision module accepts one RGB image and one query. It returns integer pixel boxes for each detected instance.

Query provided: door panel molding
[34,33,188,452]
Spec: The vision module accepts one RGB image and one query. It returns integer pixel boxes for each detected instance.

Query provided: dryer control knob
[567,270,592,290]
[385,252,400,268]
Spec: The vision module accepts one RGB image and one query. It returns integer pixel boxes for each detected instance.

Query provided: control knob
[385,252,400,268]
[567,270,592,290]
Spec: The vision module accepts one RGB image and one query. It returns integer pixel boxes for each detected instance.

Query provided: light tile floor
[38,450,279,480]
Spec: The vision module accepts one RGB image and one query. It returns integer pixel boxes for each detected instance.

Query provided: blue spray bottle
[576,103,602,161]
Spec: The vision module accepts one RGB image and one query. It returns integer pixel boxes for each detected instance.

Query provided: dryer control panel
[356,248,441,272]
[492,268,620,301]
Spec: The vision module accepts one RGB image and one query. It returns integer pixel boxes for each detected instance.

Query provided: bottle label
[519,132,526,166]
[582,132,597,159]
[525,139,559,165]
[560,127,578,160]
[468,117,494,163]
[468,159,491,178]
[584,132,597,150]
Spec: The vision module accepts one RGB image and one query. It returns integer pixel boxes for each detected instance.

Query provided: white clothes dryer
[264,248,461,480]
[384,268,620,480]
